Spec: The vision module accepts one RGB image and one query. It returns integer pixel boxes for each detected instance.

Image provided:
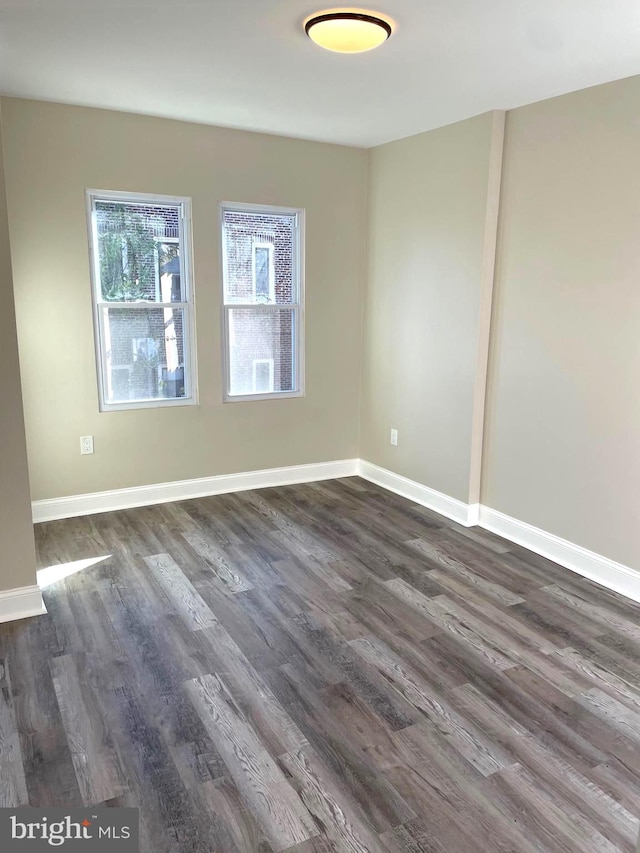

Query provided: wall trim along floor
[357,460,478,527]
[0,584,47,624]
[479,505,640,605]
[31,459,360,523]
[26,458,640,613]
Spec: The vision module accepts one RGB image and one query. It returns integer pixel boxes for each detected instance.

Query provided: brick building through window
[222,206,303,399]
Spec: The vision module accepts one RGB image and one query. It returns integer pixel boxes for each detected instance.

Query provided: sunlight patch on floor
[37,555,111,589]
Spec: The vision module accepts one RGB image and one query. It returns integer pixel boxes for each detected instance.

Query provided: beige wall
[5,81,639,574]
[360,112,499,502]
[0,106,37,590]
[2,99,368,501]
[483,76,640,568]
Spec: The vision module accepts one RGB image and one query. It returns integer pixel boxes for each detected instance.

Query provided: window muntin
[87,191,196,410]
[221,204,304,401]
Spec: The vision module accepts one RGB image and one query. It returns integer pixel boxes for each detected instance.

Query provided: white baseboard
[467,503,481,526]
[32,459,359,523]
[0,585,47,624]
[356,460,478,527]
[479,506,640,605]
[30,456,640,606]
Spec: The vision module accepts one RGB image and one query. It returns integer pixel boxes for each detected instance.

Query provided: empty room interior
[1,2,640,851]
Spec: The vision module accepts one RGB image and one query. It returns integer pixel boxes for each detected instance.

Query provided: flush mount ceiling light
[305,11,393,54]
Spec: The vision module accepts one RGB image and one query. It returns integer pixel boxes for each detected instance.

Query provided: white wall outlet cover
[80,435,94,455]
[390,429,398,446]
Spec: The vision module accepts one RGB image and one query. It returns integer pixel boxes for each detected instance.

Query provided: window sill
[99,396,197,413]
[223,390,304,403]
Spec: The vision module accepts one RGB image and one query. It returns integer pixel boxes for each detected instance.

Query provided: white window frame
[252,358,275,393]
[86,189,198,412]
[220,201,305,403]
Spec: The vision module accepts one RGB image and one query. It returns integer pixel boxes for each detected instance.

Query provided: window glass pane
[227,309,294,396]
[95,201,183,302]
[223,209,296,305]
[101,306,187,403]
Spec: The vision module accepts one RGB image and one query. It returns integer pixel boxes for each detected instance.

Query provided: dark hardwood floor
[2,477,640,851]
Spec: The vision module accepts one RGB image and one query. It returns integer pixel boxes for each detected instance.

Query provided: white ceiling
[0,0,639,147]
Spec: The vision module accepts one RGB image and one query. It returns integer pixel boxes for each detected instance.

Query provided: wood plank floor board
[381,725,542,853]
[541,584,640,640]
[0,616,83,807]
[341,582,441,649]
[100,683,217,853]
[267,559,347,615]
[195,621,309,756]
[442,523,513,555]
[385,580,519,671]
[426,565,525,608]
[303,603,369,644]
[433,591,557,656]
[280,747,384,853]
[0,656,28,806]
[506,598,607,647]
[553,646,640,713]
[490,762,623,853]
[450,683,638,850]
[182,531,254,594]
[185,673,318,851]
[243,496,340,565]
[92,565,230,801]
[567,634,640,701]
[445,540,569,596]
[425,633,611,773]
[379,819,450,853]
[596,632,640,671]
[83,573,234,851]
[0,478,636,851]
[349,636,514,776]
[143,553,219,631]
[377,563,450,600]
[515,735,638,850]
[505,666,640,773]
[498,542,596,589]
[262,664,417,835]
[179,497,247,549]
[197,776,276,853]
[50,653,127,806]
[34,584,85,656]
[193,580,290,671]
[316,681,402,755]
[422,581,559,659]
[575,689,640,750]
[89,624,235,852]
[288,611,419,732]
[405,536,525,606]
[590,759,640,818]
[238,586,345,662]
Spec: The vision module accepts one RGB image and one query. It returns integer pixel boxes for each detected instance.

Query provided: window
[221,203,304,401]
[86,190,196,410]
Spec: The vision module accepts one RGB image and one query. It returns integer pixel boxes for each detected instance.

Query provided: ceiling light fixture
[305,11,393,54]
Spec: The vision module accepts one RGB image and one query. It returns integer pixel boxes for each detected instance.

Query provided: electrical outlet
[80,435,94,455]
[390,428,398,447]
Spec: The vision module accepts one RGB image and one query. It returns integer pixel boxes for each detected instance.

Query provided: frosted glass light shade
[305,12,392,53]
